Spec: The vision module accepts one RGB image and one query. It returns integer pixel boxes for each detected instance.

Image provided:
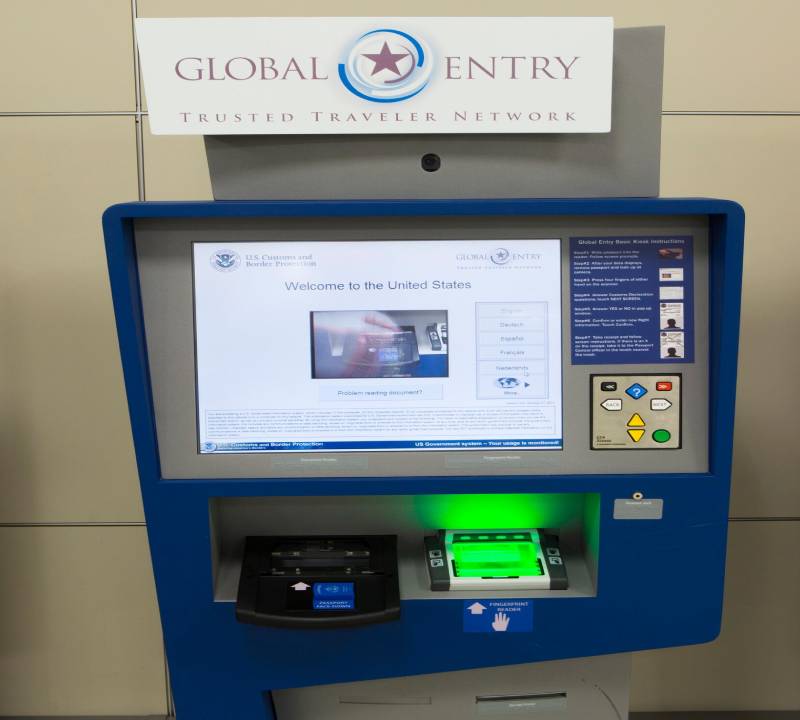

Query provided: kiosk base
[273,654,631,720]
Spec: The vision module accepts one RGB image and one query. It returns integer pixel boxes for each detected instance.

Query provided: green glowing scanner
[425,529,568,591]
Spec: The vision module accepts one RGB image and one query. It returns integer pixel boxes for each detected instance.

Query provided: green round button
[652,429,672,444]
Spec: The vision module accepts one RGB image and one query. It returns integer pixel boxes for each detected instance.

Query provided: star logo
[338,29,433,103]
[362,41,410,76]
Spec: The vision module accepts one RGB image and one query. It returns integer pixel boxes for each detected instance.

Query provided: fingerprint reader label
[463,600,534,633]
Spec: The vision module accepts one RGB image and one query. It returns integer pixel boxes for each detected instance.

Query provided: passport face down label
[313,582,355,611]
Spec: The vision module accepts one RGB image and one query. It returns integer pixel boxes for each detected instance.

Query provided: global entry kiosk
[103,17,745,720]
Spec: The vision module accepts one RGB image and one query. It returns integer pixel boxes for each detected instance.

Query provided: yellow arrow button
[627,428,646,442]
[627,413,646,427]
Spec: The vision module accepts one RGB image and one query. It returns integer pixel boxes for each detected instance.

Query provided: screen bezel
[133,213,710,479]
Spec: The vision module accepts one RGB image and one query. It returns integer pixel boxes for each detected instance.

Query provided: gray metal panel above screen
[204,26,664,200]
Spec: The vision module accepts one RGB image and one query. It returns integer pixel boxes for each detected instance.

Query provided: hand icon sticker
[463,600,532,633]
[491,611,511,632]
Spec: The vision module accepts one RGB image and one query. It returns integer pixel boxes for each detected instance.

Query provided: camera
[421,153,441,172]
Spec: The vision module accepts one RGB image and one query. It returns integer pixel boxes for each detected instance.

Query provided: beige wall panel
[0,0,135,112]
[662,116,800,518]
[137,0,800,112]
[143,118,213,200]
[631,520,800,711]
[0,526,166,715]
[0,117,143,522]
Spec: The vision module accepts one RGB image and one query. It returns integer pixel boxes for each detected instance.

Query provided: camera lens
[421,153,441,172]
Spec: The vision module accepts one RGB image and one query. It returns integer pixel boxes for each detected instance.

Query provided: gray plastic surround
[134,214,709,479]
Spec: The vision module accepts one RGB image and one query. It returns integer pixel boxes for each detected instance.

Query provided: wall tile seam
[0,518,798,528]
[3,111,800,118]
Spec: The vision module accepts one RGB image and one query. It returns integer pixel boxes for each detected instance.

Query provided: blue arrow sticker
[463,600,533,633]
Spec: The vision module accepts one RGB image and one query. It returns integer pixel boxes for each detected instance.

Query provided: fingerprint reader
[452,539,543,578]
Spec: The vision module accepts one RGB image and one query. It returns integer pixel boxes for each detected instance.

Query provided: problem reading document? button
[319,386,443,402]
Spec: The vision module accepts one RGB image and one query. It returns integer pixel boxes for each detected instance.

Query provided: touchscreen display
[193,239,563,453]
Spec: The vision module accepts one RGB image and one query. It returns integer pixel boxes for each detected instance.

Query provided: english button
[656,381,673,391]
[601,398,622,411]
[625,383,647,399]
[600,381,617,391]
[652,429,672,444]
[651,398,672,411]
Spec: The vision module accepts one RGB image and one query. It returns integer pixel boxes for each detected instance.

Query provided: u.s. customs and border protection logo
[210,249,241,272]
[338,28,433,103]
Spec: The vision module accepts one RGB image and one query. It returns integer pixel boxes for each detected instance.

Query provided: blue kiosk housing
[103,196,744,720]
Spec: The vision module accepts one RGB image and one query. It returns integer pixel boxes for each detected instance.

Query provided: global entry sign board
[136,17,614,134]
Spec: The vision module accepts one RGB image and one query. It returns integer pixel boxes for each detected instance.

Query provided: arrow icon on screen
[468,602,487,615]
[291,582,311,591]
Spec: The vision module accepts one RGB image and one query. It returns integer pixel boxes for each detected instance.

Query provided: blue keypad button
[625,383,648,400]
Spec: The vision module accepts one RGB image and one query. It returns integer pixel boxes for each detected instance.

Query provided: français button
[627,428,645,442]
[601,398,622,411]
[656,381,673,391]
[600,381,617,391]
[625,383,647,399]
[627,413,646,428]
[651,398,672,411]
[652,429,672,444]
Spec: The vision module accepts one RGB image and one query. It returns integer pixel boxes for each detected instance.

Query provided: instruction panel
[569,235,694,364]
[193,239,563,453]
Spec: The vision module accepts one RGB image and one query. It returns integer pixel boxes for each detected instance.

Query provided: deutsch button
[652,429,672,443]
[656,381,673,391]
[651,398,672,411]
[625,383,647,399]
[601,398,622,411]
[627,413,646,428]
[627,428,646,442]
[600,381,617,391]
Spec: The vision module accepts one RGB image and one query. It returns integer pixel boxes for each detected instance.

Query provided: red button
[656,381,673,391]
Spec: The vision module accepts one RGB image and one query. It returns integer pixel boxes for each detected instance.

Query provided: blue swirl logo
[338,29,432,103]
